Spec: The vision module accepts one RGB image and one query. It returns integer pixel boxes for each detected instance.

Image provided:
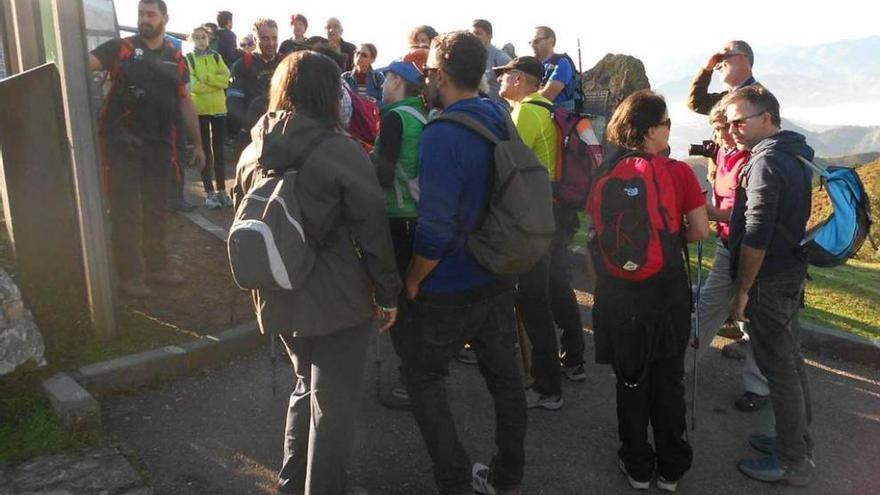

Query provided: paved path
[101,249,880,495]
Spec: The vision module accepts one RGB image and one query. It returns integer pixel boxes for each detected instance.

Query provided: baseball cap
[492,56,544,80]
[377,61,425,86]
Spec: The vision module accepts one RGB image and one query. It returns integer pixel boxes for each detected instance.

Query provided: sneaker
[379,384,410,410]
[617,458,650,490]
[734,391,769,412]
[721,339,748,360]
[748,433,816,467]
[524,387,563,411]
[205,192,222,210]
[472,463,521,495]
[717,318,743,339]
[656,475,679,492]
[217,190,234,208]
[562,363,586,382]
[119,277,152,298]
[738,454,813,486]
[456,345,478,365]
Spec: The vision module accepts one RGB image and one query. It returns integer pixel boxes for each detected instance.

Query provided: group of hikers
[89,1,820,493]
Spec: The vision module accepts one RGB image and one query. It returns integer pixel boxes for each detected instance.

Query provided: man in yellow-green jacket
[188,25,231,209]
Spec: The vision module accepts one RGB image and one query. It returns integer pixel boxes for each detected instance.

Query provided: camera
[688,140,719,158]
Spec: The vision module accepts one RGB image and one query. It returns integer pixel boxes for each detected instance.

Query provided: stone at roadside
[0,267,46,376]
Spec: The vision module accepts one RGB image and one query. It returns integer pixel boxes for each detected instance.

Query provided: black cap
[492,56,544,80]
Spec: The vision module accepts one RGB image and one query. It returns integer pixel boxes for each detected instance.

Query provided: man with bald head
[688,40,760,115]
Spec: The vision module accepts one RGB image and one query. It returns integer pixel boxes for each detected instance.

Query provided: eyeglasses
[728,112,765,128]
[658,118,671,129]
[528,37,548,46]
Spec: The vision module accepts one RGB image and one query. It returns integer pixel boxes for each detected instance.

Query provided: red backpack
[587,152,684,282]
[344,84,380,152]
[526,101,603,209]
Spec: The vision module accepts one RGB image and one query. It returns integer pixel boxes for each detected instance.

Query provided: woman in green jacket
[188,26,231,209]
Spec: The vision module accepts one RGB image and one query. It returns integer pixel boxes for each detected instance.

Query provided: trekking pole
[577,38,583,74]
[691,240,704,431]
[375,328,383,403]
[270,335,278,397]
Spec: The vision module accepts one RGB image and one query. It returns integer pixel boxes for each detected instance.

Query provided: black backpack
[429,112,555,274]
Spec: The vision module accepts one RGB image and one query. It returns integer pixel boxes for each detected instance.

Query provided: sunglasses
[528,37,548,46]
[728,112,764,128]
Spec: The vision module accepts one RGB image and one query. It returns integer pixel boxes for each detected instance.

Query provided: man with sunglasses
[688,40,760,115]
[688,40,771,414]
[724,86,815,487]
[530,26,577,110]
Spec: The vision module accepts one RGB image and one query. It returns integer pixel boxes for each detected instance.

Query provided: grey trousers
[745,273,813,465]
[278,321,372,495]
[685,244,769,396]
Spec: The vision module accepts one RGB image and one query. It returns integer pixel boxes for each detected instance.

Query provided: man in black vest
[89,0,205,298]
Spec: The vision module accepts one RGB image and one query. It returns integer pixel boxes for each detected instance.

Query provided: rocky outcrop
[0,267,46,375]
[581,53,651,115]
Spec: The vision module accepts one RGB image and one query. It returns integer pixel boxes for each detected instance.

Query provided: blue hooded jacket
[729,130,814,279]
[414,97,510,293]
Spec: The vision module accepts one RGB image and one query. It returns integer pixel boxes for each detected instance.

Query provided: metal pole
[51,0,116,338]
[691,240,704,431]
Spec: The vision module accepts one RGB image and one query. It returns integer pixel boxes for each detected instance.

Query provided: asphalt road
[103,251,880,494]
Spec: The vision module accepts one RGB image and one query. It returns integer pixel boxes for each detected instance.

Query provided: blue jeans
[395,285,526,494]
[744,272,813,466]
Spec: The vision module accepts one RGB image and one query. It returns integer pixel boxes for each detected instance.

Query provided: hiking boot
[738,454,813,486]
[380,384,410,410]
[217,190,234,208]
[656,475,679,492]
[205,191,222,210]
[721,338,748,360]
[617,458,650,490]
[471,462,521,495]
[119,277,152,298]
[456,345,478,365]
[524,387,563,411]
[562,363,586,382]
[735,391,769,412]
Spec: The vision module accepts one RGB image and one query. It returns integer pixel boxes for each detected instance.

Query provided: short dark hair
[253,18,278,33]
[217,11,232,28]
[606,89,668,151]
[725,85,781,127]
[408,25,438,48]
[357,43,377,60]
[535,26,555,43]
[291,14,308,28]
[268,50,342,130]
[472,19,493,36]
[138,0,167,16]
[431,31,487,91]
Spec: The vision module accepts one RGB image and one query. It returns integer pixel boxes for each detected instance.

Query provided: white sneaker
[618,458,649,490]
[205,192,222,209]
[657,475,679,492]
[217,190,233,207]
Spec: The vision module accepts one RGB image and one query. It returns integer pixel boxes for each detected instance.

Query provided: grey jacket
[232,112,401,337]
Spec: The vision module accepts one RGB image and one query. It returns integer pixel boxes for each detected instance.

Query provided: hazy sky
[116,0,878,76]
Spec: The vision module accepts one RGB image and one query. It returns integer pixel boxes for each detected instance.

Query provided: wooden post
[8,0,41,71]
[50,0,116,338]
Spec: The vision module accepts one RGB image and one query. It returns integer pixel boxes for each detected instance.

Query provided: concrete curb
[42,372,101,432]
[567,246,880,367]
[180,210,227,241]
[72,321,262,396]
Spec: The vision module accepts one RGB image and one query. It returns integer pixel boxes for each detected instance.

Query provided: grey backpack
[430,112,556,274]
[228,130,341,290]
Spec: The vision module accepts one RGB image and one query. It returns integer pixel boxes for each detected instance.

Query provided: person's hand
[375,307,398,332]
[190,146,206,170]
[405,278,420,300]
[730,290,750,323]
[705,52,724,71]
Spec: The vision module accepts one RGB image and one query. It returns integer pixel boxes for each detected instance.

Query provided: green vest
[376,97,427,218]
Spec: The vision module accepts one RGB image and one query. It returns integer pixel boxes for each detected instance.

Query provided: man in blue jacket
[400,31,526,495]
[725,86,815,486]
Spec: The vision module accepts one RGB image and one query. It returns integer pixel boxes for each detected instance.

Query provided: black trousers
[396,285,526,494]
[551,204,585,367]
[105,139,171,281]
[198,115,227,193]
[516,253,562,396]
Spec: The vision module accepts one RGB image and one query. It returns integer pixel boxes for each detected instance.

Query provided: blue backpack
[798,156,875,267]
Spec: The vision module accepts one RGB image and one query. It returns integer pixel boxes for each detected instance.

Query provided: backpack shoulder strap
[431,112,502,145]
[391,106,428,125]
[796,155,829,179]
[523,100,555,113]
[186,53,196,70]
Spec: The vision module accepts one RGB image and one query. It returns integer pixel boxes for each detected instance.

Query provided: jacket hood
[249,111,338,172]
[443,97,511,141]
[751,130,815,162]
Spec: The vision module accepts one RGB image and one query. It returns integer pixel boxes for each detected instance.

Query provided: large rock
[581,53,651,115]
[0,267,46,375]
